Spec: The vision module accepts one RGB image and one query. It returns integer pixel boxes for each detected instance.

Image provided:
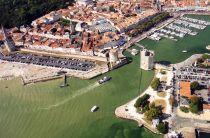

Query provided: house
[152,119,160,128]
[203,104,210,110]
[204,59,210,66]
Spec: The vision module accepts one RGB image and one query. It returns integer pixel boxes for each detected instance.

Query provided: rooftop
[179,81,191,98]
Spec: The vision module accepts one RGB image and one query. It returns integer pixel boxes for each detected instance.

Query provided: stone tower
[109,48,119,69]
[140,49,154,70]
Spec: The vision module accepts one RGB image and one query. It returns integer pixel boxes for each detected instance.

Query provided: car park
[0,53,95,71]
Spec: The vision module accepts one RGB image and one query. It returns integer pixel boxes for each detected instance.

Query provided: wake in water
[39,82,100,110]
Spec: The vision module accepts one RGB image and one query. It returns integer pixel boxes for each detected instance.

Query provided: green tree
[0,0,75,28]
[144,105,162,121]
[134,94,150,108]
[189,95,202,114]
[142,103,150,113]
[190,81,200,91]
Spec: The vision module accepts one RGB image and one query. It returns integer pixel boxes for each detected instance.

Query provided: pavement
[0,59,109,84]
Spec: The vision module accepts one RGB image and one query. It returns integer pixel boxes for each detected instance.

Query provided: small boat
[98,76,111,84]
[206,45,210,50]
[91,106,99,112]
[182,50,187,53]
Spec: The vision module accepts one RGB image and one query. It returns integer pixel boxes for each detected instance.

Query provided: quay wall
[171,54,202,70]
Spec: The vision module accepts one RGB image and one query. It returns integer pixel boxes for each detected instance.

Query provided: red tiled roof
[203,104,210,109]
[179,81,191,98]
[0,34,4,41]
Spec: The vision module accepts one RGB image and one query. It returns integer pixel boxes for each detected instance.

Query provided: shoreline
[115,52,210,134]
[115,95,160,134]
[0,59,109,85]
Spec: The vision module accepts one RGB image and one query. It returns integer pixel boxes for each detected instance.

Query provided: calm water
[199,132,210,138]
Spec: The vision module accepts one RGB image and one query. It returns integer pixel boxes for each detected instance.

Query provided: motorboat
[98,76,111,84]
[91,106,99,112]
[182,50,187,53]
[206,45,210,50]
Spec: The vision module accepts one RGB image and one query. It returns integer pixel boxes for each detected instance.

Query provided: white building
[76,0,93,6]
[152,119,159,128]
[140,49,154,70]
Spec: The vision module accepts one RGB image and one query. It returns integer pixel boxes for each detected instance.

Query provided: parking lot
[0,53,95,71]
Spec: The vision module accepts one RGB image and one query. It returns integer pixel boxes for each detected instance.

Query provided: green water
[199,132,210,138]
[0,51,157,138]
[0,14,209,138]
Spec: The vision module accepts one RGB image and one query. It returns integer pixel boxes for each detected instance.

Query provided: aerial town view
[0,0,209,138]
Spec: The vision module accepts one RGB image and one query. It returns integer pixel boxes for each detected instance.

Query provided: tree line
[0,0,75,28]
[127,12,171,37]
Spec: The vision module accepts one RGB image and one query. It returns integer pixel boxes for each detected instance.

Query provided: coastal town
[0,0,210,138]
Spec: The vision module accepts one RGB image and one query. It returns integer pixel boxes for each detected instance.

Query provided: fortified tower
[140,49,154,70]
[109,48,119,68]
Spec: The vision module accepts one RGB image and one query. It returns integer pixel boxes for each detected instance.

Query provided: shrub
[202,54,210,60]
[151,78,160,91]
[160,70,166,74]
[180,106,189,113]
[157,122,168,134]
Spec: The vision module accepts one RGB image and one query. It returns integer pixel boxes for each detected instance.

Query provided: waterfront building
[140,49,154,70]
[76,0,93,6]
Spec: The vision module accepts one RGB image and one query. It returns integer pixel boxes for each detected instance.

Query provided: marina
[148,16,210,42]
